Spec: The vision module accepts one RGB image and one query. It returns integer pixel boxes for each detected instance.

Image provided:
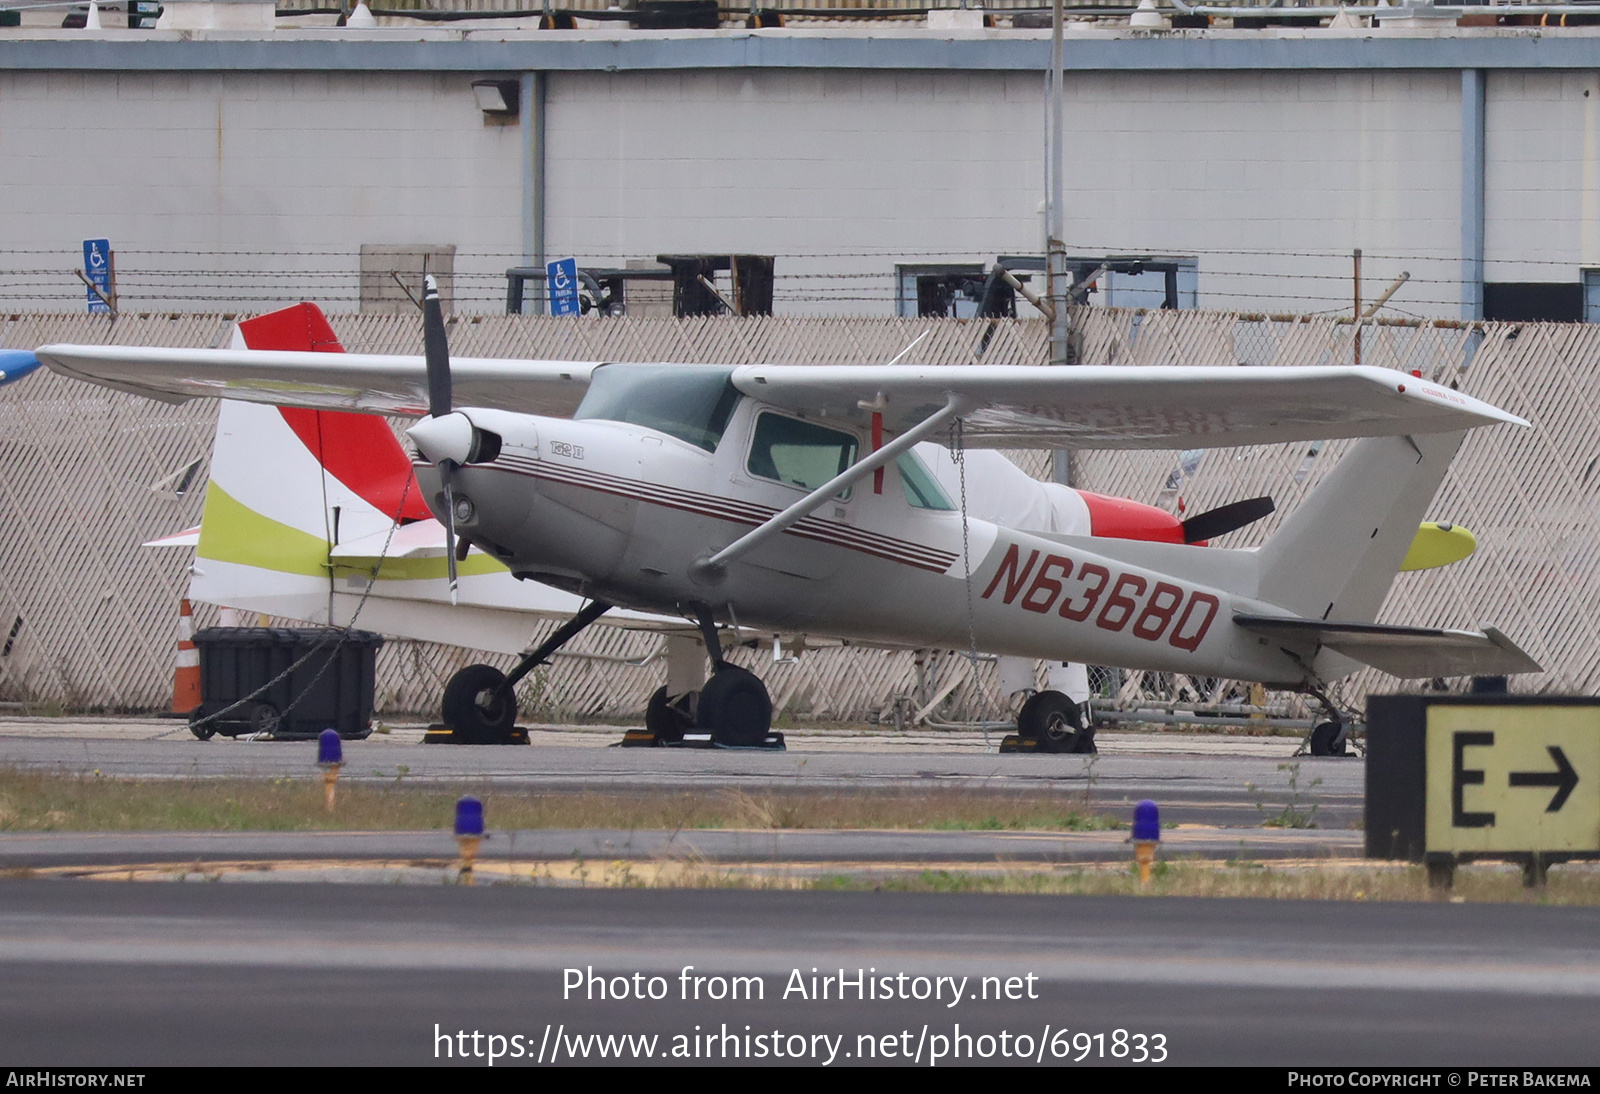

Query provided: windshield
[574,364,741,453]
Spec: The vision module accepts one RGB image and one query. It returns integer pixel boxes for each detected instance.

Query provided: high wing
[727,364,1526,449]
[35,343,1523,448]
[36,345,597,418]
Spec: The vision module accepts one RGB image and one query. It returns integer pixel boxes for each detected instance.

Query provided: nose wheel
[435,599,612,744]
[441,663,518,744]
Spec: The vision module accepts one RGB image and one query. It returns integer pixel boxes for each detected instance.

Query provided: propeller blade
[419,274,459,603]
[422,274,452,419]
[1181,496,1275,544]
[439,461,459,605]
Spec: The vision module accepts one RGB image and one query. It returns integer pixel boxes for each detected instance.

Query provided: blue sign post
[547,257,580,317]
[83,239,112,315]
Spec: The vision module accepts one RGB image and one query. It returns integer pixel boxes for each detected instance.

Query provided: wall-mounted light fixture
[471,79,521,118]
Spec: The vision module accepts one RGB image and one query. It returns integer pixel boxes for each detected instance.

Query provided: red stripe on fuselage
[238,303,432,524]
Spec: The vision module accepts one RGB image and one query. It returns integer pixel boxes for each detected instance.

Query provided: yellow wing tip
[1400,521,1478,572]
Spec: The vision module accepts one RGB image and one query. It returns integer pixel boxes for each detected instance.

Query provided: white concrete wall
[1059,71,1463,317]
[0,63,1591,317]
[543,68,1467,317]
[0,71,522,311]
[545,68,1045,317]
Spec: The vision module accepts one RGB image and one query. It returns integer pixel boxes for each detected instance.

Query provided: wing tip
[0,350,40,386]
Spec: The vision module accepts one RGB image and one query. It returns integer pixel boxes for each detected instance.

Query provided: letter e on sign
[1424,704,1600,854]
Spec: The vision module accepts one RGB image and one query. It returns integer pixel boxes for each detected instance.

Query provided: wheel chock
[619,729,659,748]
[423,723,530,745]
[998,734,1038,753]
[660,731,787,751]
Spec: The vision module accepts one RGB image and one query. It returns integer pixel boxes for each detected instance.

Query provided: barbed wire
[0,244,1589,267]
[0,239,1570,314]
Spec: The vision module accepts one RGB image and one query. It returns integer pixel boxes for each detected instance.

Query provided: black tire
[188,705,215,741]
[1017,690,1083,754]
[696,665,771,747]
[1309,720,1348,757]
[249,702,280,738]
[442,664,518,744]
[645,685,694,744]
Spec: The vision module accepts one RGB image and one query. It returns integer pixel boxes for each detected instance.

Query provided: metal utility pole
[1045,0,1071,485]
[1046,0,1068,370]
[1353,248,1362,365]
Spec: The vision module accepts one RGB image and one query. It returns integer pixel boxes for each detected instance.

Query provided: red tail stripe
[238,304,431,523]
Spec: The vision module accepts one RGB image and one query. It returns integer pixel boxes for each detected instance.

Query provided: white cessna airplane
[34,283,1538,754]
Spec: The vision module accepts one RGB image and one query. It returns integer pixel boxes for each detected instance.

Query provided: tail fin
[1256,431,1465,624]
[192,303,429,621]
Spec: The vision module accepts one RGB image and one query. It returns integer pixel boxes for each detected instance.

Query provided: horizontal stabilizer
[330,520,454,561]
[1233,614,1542,679]
[142,526,200,548]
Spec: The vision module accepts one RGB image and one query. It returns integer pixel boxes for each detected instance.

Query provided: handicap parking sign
[83,239,111,314]
[547,257,580,317]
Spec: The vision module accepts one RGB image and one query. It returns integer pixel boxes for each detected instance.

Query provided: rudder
[1256,431,1465,624]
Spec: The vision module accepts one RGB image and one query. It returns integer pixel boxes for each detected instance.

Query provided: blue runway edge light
[1132,799,1160,842]
[0,351,41,386]
[455,796,484,838]
[317,728,342,766]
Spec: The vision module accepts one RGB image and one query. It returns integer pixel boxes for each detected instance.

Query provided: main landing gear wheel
[442,663,518,744]
[1309,720,1349,757]
[696,665,771,747]
[1017,690,1092,754]
[645,685,696,745]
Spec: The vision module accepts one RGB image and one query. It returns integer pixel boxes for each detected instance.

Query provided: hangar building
[2,6,1599,321]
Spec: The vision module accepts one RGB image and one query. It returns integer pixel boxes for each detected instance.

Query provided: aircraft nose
[407,412,476,466]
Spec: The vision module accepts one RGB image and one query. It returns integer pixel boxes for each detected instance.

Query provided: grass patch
[1247,762,1322,829]
[0,768,1115,833]
[732,860,1600,904]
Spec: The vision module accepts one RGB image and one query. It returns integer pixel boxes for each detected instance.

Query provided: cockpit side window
[747,412,859,495]
[573,364,740,453]
[897,450,956,510]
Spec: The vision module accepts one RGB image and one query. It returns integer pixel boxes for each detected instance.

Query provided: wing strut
[690,392,975,584]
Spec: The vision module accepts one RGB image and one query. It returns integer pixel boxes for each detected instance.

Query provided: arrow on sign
[1509,746,1579,812]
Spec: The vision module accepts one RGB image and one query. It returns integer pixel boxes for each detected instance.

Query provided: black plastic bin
[188,627,384,741]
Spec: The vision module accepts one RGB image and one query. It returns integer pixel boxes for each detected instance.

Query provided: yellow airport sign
[1425,704,1600,854]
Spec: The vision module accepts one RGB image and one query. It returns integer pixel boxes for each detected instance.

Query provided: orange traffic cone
[171,598,201,715]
